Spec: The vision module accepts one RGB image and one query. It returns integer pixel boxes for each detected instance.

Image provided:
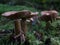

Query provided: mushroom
[40,11,52,29]
[40,11,51,22]
[40,11,51,30]
[2,11,22,35]
[20,10,39,33]
[40,10,59,30]
[49,10,59,21]
[40,10,59,22]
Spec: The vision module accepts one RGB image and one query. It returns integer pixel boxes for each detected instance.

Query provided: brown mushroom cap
[49,10,58,15]
[2,11,21,19]
[2,10,38,20]
[41,10,58,16]
[40,10,59,22]
[41,11,50,16]
[40,11,51,22]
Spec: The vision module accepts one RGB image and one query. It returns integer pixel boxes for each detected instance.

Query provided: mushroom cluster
[2,10,38,35]
[2,10,39,44]
[1,9,60,44]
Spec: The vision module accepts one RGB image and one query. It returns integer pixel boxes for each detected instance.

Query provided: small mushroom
[40,10,59,30]
[40,10,59,22]
[40,11,51,22]
[40,11,51,30]
[20,10,39,33]
[2,11,22,35]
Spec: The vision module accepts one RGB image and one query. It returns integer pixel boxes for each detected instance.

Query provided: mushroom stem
[14,19,21,35]
[21,19,27,33]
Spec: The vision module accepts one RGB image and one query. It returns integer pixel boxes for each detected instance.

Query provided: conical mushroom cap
[2,10,39,20]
